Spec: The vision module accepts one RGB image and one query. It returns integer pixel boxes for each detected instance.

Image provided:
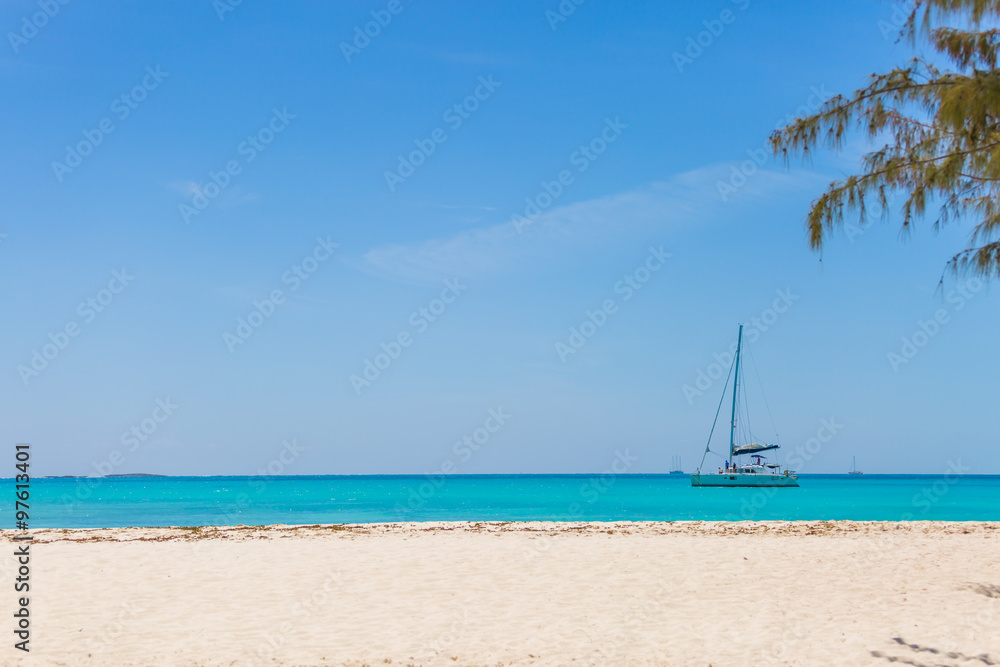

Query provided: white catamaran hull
[691,473,799,487]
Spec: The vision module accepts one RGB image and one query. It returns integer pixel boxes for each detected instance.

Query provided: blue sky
[1,0,996,476]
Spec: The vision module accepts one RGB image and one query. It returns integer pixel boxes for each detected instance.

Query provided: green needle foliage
[770,0,1000,278]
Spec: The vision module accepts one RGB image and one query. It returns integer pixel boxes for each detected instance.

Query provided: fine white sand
[3,521,998,666]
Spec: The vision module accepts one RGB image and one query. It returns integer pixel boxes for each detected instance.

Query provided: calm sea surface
[5,474,1000,528]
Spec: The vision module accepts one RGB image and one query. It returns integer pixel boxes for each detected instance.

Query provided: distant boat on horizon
[669,455,684,474]
[691,324,799,488]
[848,456,864,475]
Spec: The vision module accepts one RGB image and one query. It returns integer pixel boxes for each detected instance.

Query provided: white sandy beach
[3,521,998,666]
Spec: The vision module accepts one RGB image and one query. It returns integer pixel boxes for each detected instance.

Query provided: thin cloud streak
[354,164,824,283]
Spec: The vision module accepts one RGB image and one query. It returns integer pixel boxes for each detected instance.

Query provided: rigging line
[697,351,737,473]
[746,341,780,445]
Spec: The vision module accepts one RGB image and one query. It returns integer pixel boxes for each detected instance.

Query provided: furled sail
[732,443,779,456]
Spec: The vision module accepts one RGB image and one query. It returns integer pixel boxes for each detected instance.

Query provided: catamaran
[848,456,863,475]
[691,324,799,488]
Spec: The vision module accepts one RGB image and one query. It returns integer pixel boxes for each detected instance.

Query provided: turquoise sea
[5,474,1000,528]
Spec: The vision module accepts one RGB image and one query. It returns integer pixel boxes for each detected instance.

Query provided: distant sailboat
[848,456,863,475]
[669,455,684,475]
[691,324,799,488]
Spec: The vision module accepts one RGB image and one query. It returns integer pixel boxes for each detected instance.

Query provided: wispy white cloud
[355,163,825,283]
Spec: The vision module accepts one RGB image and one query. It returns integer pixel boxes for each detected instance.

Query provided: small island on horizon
[44,473,168,478]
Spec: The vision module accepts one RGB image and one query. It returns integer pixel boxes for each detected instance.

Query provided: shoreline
[8,519,1000,542]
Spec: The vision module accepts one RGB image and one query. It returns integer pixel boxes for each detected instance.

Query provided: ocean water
[5,474,1000,529]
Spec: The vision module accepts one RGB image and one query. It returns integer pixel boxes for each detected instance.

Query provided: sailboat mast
[729,324,743,463]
